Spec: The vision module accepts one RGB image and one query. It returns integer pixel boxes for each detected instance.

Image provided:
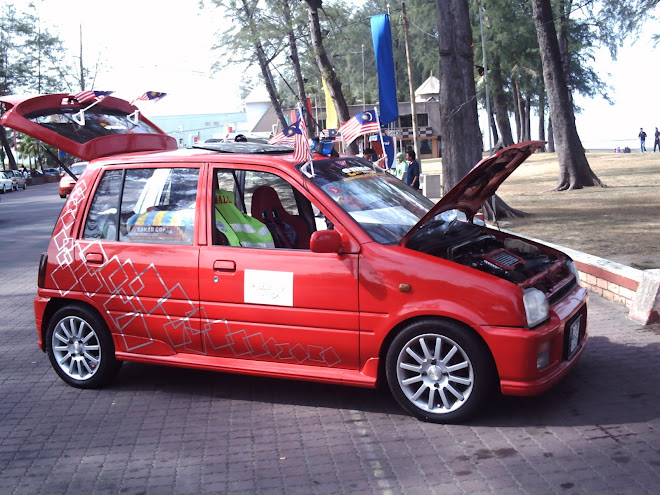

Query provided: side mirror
[310,230,343,253]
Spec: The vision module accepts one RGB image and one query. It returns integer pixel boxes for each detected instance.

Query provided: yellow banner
[323,77,338,130]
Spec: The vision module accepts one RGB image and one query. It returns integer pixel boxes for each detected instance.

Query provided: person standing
[639,128,647,153]
[405,149,420,191]
[654,127,660,152]
[394,152,408,181]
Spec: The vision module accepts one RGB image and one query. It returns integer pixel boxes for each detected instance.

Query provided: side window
[212,169,329,249]
[82,170,123,240]
[120,168,199,245]
[82,167,199,245]
[244,171,299,216]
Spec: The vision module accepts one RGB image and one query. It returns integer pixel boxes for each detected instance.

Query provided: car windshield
[300,157,434,244]
[69,164,87,175]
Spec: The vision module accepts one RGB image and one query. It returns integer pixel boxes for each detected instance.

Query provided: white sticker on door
[244,269,294,306]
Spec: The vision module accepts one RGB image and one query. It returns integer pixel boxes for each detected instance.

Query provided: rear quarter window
[82,167,199,245]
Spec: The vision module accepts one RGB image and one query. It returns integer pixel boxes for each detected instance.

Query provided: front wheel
[386,319,496,423]
[46,305,122,388]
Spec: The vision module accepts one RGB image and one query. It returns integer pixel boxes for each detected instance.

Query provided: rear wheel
[386,319,496,423]
[46,305,122,388]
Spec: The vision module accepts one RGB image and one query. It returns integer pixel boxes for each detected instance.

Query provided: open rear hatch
[0,93,177,161]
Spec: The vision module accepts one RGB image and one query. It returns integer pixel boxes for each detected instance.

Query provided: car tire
[1,184,6,193]
[385,319,496,423]
[46,305,122,389]
[22,182,27,189]
[60,194,66,199]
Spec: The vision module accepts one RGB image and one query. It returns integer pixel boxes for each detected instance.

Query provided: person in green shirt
[394,152,408,182]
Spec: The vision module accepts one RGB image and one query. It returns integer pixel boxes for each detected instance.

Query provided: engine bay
[406,216,576,297]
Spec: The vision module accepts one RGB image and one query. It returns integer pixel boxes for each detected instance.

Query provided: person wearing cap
[394,152,408,182]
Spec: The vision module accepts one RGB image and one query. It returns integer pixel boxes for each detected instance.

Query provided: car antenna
[38,143,78,181]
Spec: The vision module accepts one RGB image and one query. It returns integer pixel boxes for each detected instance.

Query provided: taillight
[38,253,48,288]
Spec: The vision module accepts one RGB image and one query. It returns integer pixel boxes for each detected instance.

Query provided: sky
[35,0,660,150]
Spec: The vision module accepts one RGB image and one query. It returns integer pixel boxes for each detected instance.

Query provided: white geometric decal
[45,173,342,367]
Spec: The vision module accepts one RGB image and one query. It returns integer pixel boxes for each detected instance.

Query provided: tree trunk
[240,0,287,130]
[524,95,531,141]
[281,0,313,132]
[538,89,546,152]
[482,195,529,221]
[517,86,527,141]
[556,0,573,105]
[436,0,482,194]
[489,110,499,150]
[306,0,355,152]
[0,125,17,169]
[531,0,603,190]
[548,116,555,152]
[512,79,521,142]
[490,55,514,148]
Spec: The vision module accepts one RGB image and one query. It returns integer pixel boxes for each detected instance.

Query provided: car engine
[406,218,576,297]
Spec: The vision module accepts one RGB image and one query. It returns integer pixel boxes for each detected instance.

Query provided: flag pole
[300,103,315,177]
[72,97,104,126]
[373,106,387,171]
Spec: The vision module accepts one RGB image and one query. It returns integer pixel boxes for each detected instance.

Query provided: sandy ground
[421,149,660,269]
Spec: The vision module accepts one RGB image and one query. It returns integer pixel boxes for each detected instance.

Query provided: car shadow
[110,332,660,427]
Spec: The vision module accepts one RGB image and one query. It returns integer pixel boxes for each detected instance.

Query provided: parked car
[0,94,588,423]
[58,162,88,198]
[3,169,27,190]
[42,167,61,177]
[0,171,13,193]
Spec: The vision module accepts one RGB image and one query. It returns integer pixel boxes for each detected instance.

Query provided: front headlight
[523,288,549,328]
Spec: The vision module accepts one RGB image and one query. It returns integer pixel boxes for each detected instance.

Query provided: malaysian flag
[269,107,310,163]
[133,91,167,103]
[268,128,295,146]
[322,129,339,141]
[69,90,113,104]
[338,110,380,145]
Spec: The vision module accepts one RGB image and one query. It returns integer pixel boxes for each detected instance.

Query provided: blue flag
[371,14,398,126]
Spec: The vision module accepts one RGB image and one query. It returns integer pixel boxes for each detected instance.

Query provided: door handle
[213,260,236,272]
[85,252,105,264]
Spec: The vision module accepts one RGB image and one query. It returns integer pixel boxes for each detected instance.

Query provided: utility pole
[401,2,420,162]
[361,44,366,112]
[79,25,85,90]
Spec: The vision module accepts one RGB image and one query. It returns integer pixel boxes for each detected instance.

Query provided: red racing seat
[251,185,310,249]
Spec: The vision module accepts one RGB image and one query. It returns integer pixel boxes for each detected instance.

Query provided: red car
[0,94,587,423]
[58,162,87,198]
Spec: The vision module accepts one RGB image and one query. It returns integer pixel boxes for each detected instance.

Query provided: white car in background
[4,169,27,190]
[0,171,14,193]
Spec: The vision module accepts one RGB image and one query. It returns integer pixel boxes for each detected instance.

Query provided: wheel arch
[41,297,108,351]
[377,315,500,387]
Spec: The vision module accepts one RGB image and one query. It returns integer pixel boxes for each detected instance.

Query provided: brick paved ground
[0,183,658,494]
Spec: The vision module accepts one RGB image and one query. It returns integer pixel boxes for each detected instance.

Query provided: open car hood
[402,141,546,246]
[0,94,176,161]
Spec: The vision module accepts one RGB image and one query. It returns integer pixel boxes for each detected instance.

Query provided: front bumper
[479,285,588,396]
